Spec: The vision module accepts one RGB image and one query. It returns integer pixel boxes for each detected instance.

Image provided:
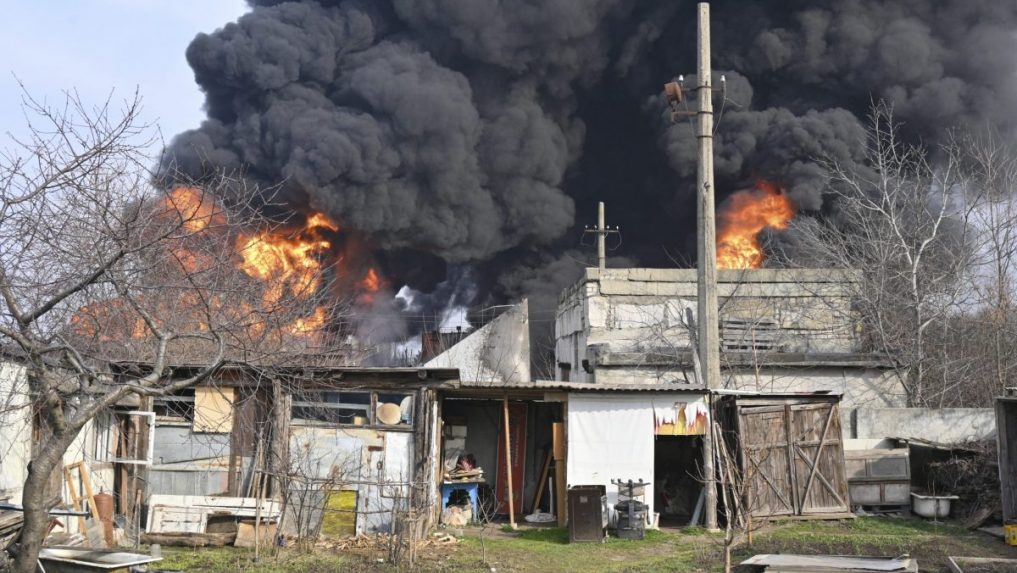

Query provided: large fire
[236,213,338,307]
[716,180,796,269]
[166,186,222,232]
[71,186,384,344]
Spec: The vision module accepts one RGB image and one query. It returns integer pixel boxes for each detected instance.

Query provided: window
[292,391,372,425]
[290,390,415,427]
[91,411,115,462]
[152,389,195,421]
[558,362,571,382]
[376,393,414,426]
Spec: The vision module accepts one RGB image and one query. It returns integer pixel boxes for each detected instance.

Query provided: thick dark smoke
[165,0,1017,355]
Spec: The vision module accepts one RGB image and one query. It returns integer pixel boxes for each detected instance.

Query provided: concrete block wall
[854,407,996,442]
[555,267,866,382]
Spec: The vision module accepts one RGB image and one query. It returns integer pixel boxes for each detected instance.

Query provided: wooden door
[738,402,849,518]
[738,406,796,517]
[789,403,849,514]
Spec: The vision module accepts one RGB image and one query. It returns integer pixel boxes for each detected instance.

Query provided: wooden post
[530,449,554,515]
[552,421,567,526]
[502,395,517,529]
[63,466,87,534]
[696,1,720,531]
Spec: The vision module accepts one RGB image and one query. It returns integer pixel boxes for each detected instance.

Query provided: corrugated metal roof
[112,361,460,381]
[443,379,705,393]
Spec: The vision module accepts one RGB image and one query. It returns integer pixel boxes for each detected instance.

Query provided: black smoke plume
[165,0,1017,356]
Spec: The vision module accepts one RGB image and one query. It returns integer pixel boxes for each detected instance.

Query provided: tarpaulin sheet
[567,393,708,523]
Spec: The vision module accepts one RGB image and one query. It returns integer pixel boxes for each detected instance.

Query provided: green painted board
[320,489,357,537]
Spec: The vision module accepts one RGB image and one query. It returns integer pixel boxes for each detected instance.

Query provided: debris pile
[445,453,484,482]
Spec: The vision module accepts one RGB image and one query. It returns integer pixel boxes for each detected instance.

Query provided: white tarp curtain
[567,393,708,523]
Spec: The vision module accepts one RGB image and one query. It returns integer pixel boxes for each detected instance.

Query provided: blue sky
[0,0,248,149]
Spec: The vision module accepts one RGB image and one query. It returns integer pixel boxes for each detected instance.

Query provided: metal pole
[597,202,606,270]
[696,1,720,531]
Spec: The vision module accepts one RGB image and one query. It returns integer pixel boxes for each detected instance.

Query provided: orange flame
[236,214,338,307]
[288,306,328,335]
[357,268,382,304]
[72,190,349,344]
[165,186,222,232]
[716,180,796,269]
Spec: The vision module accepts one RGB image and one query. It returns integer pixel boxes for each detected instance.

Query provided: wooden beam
[553,420,567,526]
[63,466,87,534]
[530,449,553,515]
[502,395,517,529]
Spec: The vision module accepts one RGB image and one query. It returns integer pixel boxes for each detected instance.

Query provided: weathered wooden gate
[732,397,850,518]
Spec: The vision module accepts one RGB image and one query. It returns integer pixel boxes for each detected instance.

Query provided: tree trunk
[13,433,75,573]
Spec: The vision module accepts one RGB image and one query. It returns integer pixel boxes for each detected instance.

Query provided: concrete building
[554,268,907,430]
[424,301,531,385]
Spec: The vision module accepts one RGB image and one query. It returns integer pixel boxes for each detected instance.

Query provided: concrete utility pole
[598,202,606,270]
[584,202,619,271]
[696,1,720,531]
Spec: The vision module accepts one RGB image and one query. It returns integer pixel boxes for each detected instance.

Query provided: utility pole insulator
[582,201,620,271]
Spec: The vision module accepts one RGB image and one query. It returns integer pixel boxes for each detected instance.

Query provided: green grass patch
[152,518,1017,573]
[159,546,356,573]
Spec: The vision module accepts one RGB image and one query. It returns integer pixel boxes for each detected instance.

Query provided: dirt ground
[157,517,1017,572]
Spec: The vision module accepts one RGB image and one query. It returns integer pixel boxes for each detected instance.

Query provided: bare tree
[0,87,347,572]
[775,102,979,407]
[954,133,1017,403]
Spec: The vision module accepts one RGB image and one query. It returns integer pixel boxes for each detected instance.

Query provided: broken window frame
[290,390,415,429]
[152,389,196,423]
[90,410,116,462]
[109,410,155,465]
[291,390,374,426]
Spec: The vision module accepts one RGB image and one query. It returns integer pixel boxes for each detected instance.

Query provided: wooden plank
[793,444,848,511]
[530,449,554,514]
[76,463,101,523]
[799,405,835,506]
[739,406,795,517]
[320,490,357,537]
[997,400,1017,523]
[235,521,277,548]
[193,386,235,433]
[63,466,87,534]
[784,404,800,515]
[552,422,565,461]
[501,396,516,529]
[148,506,208,534]
[554,413,567,526]
[745,451,794,513]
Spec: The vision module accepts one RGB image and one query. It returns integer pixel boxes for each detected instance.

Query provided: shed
[716,391,851,519]
[995,394,1017,523]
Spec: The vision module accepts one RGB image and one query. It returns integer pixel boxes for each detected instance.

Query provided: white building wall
[427,301,530,384]
[288,425,414,535]
[0,360,114,534]
[0,361,31,502]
